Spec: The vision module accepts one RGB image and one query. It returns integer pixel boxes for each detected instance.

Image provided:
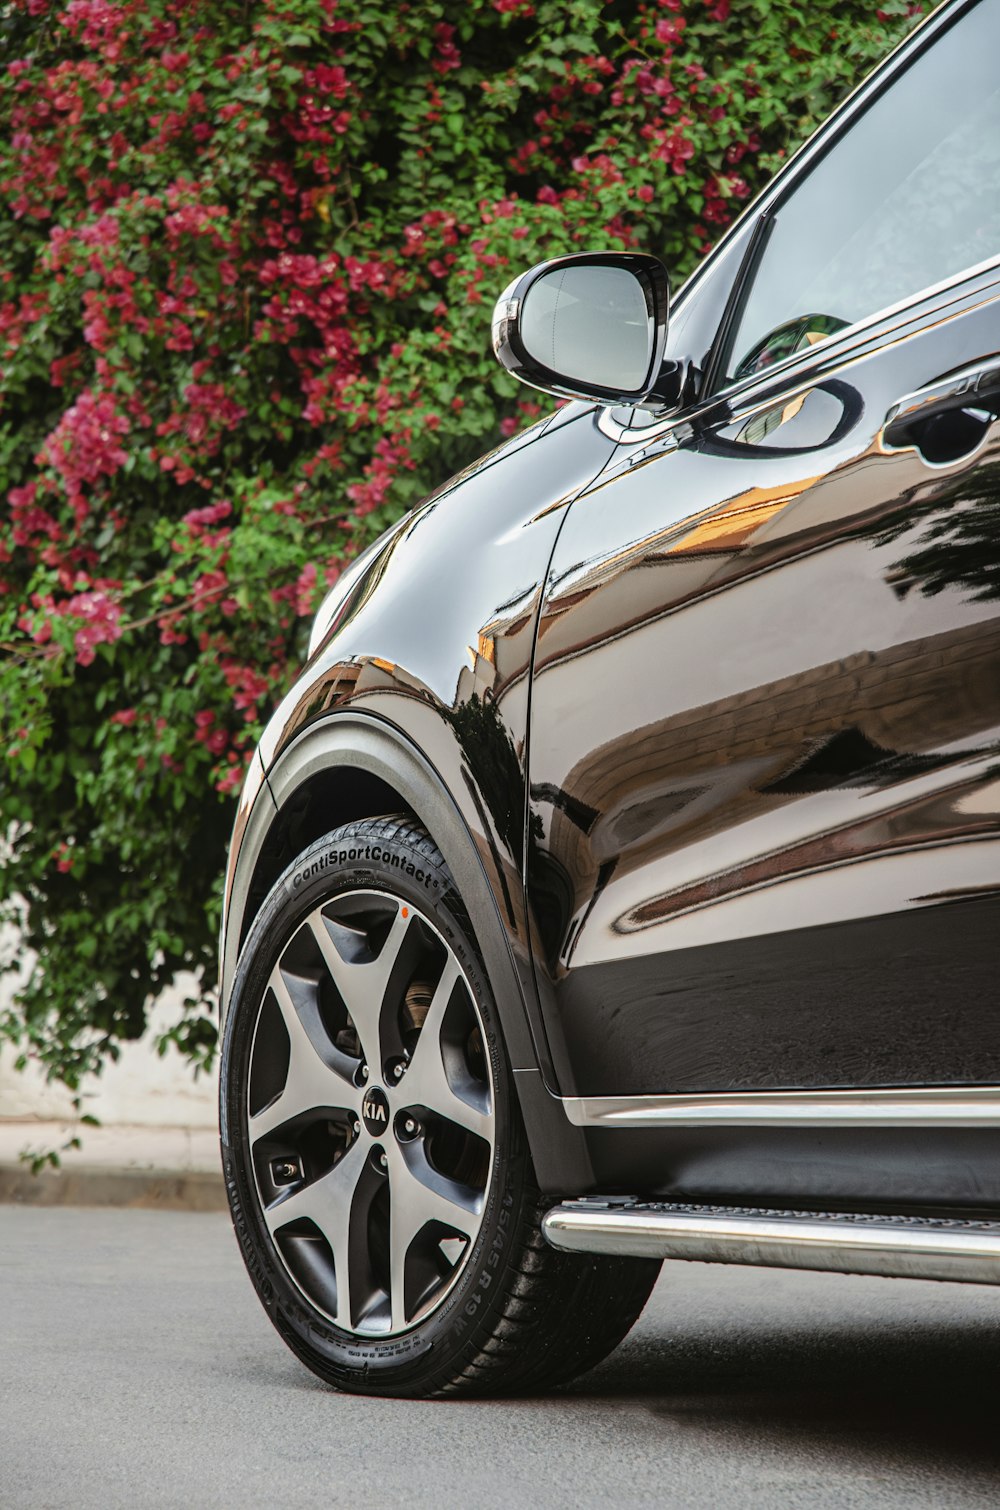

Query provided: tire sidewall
[220,822,527,1394]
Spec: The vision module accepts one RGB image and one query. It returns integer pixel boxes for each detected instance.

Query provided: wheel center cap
[361,1086,390,1136]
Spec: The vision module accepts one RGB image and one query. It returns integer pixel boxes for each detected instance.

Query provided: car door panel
[526,273,1000,1098]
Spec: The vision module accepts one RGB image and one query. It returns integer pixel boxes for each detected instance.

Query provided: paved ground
[3,1205,1000,1510]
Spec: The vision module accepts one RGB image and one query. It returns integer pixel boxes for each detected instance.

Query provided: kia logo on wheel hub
[362,1087,390,1135]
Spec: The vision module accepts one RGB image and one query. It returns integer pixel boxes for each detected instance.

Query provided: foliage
[0,0,928,1095]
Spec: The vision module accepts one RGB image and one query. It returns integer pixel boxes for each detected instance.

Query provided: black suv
[219,0,1000,1397]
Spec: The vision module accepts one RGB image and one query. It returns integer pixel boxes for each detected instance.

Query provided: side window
[721,0,1000,387]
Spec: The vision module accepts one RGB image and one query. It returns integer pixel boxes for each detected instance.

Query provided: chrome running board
[542,1199,1000,1286]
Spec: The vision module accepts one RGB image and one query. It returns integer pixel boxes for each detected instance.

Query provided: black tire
[220,816,659,1398]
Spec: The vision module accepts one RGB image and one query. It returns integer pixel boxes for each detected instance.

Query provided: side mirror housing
[491,251,680,412]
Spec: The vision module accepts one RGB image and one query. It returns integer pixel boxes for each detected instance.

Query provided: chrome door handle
[882,355,1000,454]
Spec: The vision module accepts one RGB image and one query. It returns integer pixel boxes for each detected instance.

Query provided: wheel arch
[222,710,593,1192]
[237,763,414,960]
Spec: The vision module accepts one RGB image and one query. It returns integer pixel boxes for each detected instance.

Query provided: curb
[0,1162,227,1211]
[0,1121,226,1212]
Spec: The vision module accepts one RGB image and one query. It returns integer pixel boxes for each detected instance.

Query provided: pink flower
[62,588,122,666]
[42,389,129,505]
[295,562,318,617]
[183,500,233,534]
[53,842,74,874]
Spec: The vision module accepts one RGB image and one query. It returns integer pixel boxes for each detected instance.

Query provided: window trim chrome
[603,252,1000,446]
[562,1086,1000,1129]
[711,255,1000,413]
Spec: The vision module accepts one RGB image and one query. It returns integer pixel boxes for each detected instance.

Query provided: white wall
[0,969,218,1129]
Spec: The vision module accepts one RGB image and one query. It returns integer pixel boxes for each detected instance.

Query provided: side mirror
[491,251,676,411]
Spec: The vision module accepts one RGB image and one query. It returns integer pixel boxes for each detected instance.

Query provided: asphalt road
[3,1205,1000,1510]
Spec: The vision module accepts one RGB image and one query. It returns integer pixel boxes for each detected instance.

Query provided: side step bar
[542,1199,1000,1286]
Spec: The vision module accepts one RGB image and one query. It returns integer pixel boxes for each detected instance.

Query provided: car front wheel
[220,815,659,1397]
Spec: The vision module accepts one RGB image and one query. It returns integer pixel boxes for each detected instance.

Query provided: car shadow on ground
[247,1261,1000,1481]
[563,1308,1000,1470]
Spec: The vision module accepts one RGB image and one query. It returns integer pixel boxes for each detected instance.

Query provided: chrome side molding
[542,1200,1000,1286]
[560,1086,1000,1129]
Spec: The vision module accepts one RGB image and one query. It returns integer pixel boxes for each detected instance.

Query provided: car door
[525,0,1000,1102]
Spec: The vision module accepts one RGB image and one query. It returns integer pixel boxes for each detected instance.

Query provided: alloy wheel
[245,890,494,1336]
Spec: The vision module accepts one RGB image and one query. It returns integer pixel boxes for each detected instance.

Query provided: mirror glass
[519,264,653,393]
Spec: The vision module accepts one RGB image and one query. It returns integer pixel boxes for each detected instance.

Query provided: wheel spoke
[263,1138,366,1329]
[385,1141,479,1332]
[402,958,492,1141]
[249,968,359,1144]
[308,903,412,1073]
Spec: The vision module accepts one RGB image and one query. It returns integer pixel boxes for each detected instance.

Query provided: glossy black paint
[585,1125,1000,1214]
[248,400,619,1101]
[529,263,1000,1100]
[556,899,1000,1095]
[221,0,1000,1209]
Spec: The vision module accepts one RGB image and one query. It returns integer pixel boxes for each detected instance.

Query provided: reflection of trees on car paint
[734,314,848,382]
[880,455,1000,603]
[445,693,542,872]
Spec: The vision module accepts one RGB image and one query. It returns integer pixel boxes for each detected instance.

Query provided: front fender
[221,709,595,1191]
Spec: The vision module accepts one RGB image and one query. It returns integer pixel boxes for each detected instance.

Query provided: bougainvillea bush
[0,0,927,1097]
